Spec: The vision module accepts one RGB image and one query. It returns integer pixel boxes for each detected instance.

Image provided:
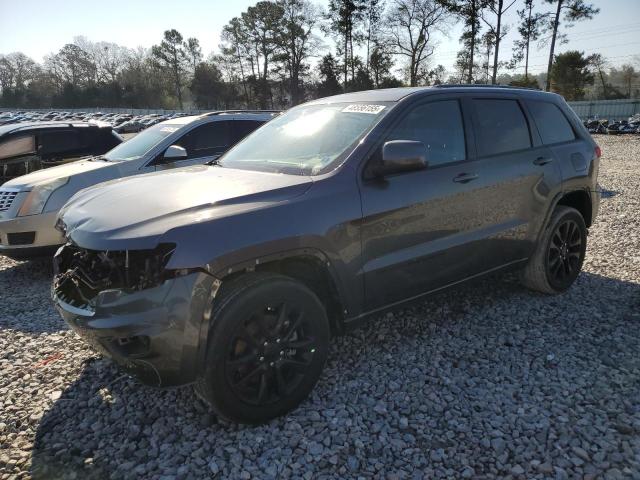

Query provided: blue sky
[0,0,638,75]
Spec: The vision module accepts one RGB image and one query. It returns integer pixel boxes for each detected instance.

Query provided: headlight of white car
[18,177,69,217]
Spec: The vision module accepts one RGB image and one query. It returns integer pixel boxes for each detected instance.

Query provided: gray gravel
[1,135,639,480]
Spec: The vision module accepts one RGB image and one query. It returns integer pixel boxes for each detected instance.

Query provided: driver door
[358,97,483,310]
[155,121,231,171]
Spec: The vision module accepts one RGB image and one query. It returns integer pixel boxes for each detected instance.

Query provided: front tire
[521,206,587,294]
[195,272,330,424]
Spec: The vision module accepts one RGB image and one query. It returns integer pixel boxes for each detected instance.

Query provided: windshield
[218,102,391,175]
[103,123,179,161]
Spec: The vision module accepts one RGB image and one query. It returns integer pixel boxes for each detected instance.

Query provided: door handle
[453,173,479,183]
[533,156,553,166]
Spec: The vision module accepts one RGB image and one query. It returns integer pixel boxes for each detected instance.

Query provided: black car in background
[0,122,122,181]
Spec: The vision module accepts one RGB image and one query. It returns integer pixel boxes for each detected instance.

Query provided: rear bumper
[0,211,64,257]
[53,270,216,387]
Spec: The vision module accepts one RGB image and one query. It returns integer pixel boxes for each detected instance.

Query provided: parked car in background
[115,119,146,133]
[0,111,277,258]
[52,86,600,424]
[0,121,122,181]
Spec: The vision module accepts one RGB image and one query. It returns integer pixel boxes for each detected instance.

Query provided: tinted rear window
[527,100,575,144]
[472,99,531,157]
[38,130,82,156]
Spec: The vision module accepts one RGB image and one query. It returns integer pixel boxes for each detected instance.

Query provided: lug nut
[263,341,269,347]
[310,348,316,353]
[279,351,284,356]
[276,338,281,343]
[269,362,275,367]
[259,356,264,362]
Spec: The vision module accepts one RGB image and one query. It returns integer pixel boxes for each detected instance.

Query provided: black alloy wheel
[520,206,587,294]
[546,218,583,289]
[195,272,330,424]
[225,302,317,406]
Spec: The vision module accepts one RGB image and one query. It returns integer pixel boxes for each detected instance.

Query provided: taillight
[595,145,602,158]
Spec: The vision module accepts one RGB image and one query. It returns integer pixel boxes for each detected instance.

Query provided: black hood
[59,165,313,251]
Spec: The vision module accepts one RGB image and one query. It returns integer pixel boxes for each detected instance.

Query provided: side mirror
[163,144,187,161]
[375,140,428,177]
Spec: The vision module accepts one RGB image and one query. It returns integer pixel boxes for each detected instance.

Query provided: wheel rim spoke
[274,365,288,396]
[257,371,268,403]
[284,338,314,350]
[233,364,263,387]
[225,301,315,406]
[547,218,583,285]
[280,358,311,371]
[227,351,256,368]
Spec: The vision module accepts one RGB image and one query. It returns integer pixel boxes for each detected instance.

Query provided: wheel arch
[209,248,348,335]
[555,189,593,227]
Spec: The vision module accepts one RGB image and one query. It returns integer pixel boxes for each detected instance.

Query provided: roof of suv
[307,85,558,104]
[0,121,115,138]
[166,111,281,126]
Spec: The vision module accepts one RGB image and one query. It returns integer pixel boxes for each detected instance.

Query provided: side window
[38,130,82,158]
[0,135,36,160]
[230,120,264,145]
[472,99,531,157]
[175,122,230,158]
[386,100,466,167]
[527,100,575,144]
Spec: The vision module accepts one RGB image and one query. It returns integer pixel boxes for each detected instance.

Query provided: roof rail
[434,84,539,91]
[200,109,281,117]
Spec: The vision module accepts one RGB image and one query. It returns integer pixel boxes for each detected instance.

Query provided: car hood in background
[59,165,313,251]
[2,157,116,190]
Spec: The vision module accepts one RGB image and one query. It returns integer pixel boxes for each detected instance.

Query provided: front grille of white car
[0,190,19,212]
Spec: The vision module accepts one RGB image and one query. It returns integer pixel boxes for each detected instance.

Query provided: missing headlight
[53,243,176,311]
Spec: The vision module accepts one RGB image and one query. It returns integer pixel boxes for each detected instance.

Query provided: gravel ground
[1,135,639,480]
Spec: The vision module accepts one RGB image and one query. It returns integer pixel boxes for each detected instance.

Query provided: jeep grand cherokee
[52,86,600,424]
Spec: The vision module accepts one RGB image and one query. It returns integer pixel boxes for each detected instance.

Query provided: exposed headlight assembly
[18,177,69,217]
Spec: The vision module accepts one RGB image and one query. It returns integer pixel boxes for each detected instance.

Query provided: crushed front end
[52,243,216,387]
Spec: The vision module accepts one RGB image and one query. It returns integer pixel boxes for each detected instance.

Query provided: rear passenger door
[524,99,587,188]
[467,95,562,270]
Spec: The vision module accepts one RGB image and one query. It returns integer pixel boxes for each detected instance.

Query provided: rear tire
[195,272,330,424]
[521,206,587,294]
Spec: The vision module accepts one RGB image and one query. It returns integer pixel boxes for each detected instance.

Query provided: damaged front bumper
[52,244,216,387]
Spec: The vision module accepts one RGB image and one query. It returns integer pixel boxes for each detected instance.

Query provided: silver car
[0,111,276,258]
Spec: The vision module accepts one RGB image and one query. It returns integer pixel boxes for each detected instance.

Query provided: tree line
[1,0,639,110]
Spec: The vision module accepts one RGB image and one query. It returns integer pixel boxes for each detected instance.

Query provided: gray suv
[53,87,600,424]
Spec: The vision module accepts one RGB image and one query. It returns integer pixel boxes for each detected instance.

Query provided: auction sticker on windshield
[342,104,386,114]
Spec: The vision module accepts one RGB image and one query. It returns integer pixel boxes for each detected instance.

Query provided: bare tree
[220,17,253,106]
[588,53,608,99]
[511,0,544,81]
[325,0,366,87]
[276,0,322,105]
[542,0,599,91]
[363,0,385,72]
[481,0,516,84]
[241,1,285,108]
[386,0,450,86]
